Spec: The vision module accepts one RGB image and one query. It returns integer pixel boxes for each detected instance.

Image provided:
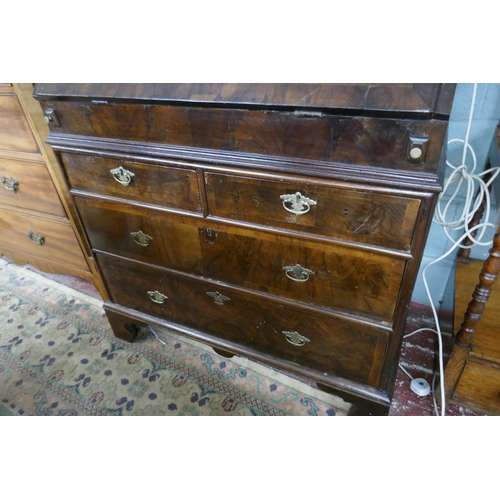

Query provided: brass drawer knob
[110,166,135,186]
[28,231,45,245]
[1,175,19,193]
[148,290,168,304]
[280,192,317,215]
[282,330,310,347]
[206,291,230,306]
[283,264,314,282]
[131,230,153,247]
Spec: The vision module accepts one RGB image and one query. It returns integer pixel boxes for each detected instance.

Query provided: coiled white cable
[405,83,500,416]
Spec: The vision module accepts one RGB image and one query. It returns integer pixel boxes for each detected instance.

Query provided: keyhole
[254,196,259,208]
[344,208,349,216]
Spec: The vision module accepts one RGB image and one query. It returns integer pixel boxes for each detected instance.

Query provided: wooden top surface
[33,83,455,117]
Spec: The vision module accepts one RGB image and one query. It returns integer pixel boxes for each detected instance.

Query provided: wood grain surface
[0,156,65,216]
[33,83,455,116]
[0,208,89,271]
[97,252,389,387]
[0,94,39,154]
[206,172,421,251]
[39,100,448,172]
[61,152,202,213]
[76,196,406,321]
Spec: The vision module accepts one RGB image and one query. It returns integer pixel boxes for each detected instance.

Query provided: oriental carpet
[0,259,351,416]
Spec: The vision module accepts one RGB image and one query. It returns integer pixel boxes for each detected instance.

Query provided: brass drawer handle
[148,290,168,304]
[282,330,310,347]
[1,176,19,193]
[280,192,317,215]
[283,264,314,282]
[28,231,45,245]
[206,291,230,306]
[131,230,153,247]
[110,166,135,186]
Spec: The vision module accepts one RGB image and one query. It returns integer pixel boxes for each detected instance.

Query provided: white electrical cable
[148,324,166,345]
[398,363,414,381]
[406,83,500,416]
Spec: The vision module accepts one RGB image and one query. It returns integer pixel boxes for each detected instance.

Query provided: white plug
[410,377,431,397]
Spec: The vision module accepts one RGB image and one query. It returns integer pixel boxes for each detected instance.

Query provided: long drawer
[76,196,406,322]
[0,208,89,271]
[0,157,66,217]
[59,152,202,213]
[96,252,389,386]
[205,172,421,251]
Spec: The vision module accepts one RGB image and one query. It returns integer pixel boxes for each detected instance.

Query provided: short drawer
[0,209,89,271]
[75,196,204,274]
[205,172,421,251]
[97,253,389,387]
[76,197,405,322]
[0,157,66,217]
[59,152,202,213]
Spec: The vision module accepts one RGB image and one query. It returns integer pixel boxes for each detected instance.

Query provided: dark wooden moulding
[34,83,455,415]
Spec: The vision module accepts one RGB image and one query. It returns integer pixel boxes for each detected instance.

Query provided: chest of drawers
[0,84,105,297]
[33,83,455,415]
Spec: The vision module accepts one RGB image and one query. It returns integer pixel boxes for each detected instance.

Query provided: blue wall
[411,83,500,307]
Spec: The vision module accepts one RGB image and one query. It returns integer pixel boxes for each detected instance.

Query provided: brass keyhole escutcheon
[206,291,230,306]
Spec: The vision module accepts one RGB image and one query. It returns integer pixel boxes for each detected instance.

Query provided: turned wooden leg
[442,225,500,406]
[103,306,148,342]
[456,228,500,346]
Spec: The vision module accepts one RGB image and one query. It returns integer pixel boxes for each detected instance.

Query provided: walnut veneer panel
[33,83,455,115]
[206,172,421,251]
[38,101,448,173]
[60,153,202,213]
[97,252,389,386]
[75,196,406,322]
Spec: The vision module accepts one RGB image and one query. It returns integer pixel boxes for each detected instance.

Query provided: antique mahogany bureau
[33,83,455,415]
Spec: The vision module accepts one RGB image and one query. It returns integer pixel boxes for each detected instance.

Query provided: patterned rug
[0,259,351,416]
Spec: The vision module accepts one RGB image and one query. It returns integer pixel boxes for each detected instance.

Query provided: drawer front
[0,209,88,271]
[97,253,389,386]
[198,224,405,322]
[43,101,446,173]
[0,157,66,217]
[0,94,39,154]
[75,197,204,273]
[76,197,405,321]
[60,153,202,213]
[206,172,421,251]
